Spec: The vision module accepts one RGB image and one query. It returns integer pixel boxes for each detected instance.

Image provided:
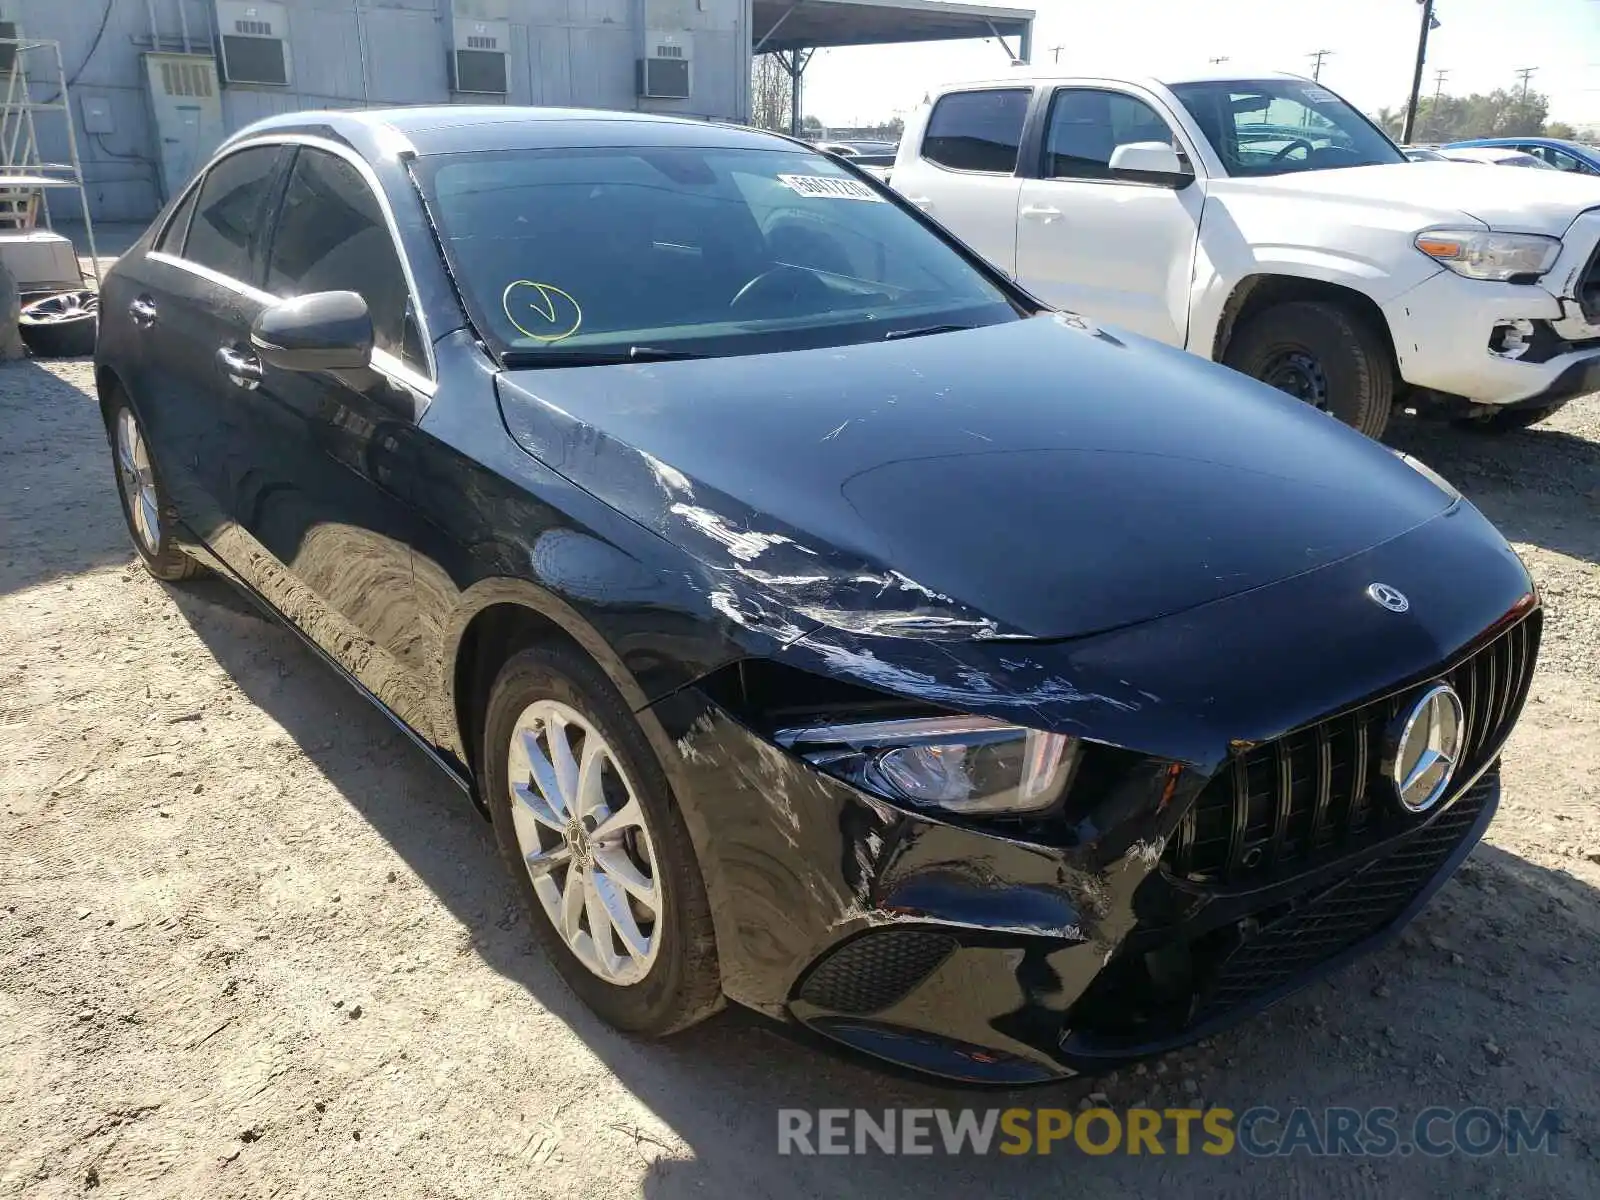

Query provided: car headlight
[775,715,1080,816]
[1414,229,1560,281]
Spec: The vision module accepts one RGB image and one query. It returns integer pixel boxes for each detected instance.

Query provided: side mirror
[1108,141,1195,188]
[250,291,374,372]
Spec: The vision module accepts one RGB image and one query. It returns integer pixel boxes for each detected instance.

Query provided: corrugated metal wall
[9,0,750,223]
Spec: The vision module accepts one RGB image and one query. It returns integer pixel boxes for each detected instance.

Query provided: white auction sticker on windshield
[1299,85,1338,104]
[777,174,886,202]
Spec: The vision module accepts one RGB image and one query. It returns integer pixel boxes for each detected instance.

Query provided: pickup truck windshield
[1171,79,1406,176]
[414,145,1019,361]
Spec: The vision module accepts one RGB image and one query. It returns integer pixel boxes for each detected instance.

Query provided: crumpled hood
[495,315,1454,642]
[1232,162,1600,236]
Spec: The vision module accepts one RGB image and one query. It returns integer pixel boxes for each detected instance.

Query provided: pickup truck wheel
[1225,301,1394,440]
[1452,401,1567,433]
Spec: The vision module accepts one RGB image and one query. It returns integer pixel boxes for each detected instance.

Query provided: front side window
[1044,89,1177,181]
[266,148,417,367]
[415,145,1020,362]
[183,145,283,281]
[1542,146,1589,173]
[1171,79,1405,177]
[922,89,1031,173]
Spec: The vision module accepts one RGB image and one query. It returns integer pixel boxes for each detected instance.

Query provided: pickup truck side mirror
[1108,142,1195,189]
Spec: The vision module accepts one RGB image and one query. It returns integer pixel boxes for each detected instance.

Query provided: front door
[1014,87,1203,347]
[225,144,438,731]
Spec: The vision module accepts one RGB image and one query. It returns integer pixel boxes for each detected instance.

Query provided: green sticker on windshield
[777,174,885,202]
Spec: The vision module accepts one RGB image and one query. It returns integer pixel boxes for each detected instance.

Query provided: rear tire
[1225,300,1394,440]
[105,394,206,582]
[1452,401,1567,433]
[482,643,722,1037]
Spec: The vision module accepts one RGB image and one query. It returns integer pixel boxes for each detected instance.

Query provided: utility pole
[1209,55,1230,65]
[1515,66,1538,102]
[1428,68,1449,140]
[1308,50,1332,81]
[1401,0,1438,144]
[1048,45,1064,64]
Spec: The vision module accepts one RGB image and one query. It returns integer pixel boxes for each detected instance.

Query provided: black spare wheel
[1225,300,1394,440]
[19,289,98,357]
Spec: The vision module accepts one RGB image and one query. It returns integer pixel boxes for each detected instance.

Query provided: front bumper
[651,671,1504,1084]
[647,598,1534,1084]
[1382,268,1600,406]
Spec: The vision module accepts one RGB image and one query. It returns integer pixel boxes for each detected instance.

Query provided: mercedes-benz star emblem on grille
[1366,582,1410,613]
[1386,683,1465,814]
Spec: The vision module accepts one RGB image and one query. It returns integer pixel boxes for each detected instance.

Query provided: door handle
[216,345,263,390]
[129,295,158,327]
[1021,205,1062,222]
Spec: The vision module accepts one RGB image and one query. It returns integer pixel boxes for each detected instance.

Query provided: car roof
[219,105,804,160]
[933,68,1311,93]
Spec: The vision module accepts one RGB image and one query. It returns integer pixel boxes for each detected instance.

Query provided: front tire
[1225,300,1394,440]
[482,644,722,1036]
[106,395,205,582]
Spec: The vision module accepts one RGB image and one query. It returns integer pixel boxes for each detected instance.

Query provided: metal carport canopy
[753,0,1034,56]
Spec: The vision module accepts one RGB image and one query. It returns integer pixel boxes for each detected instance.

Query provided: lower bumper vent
[797,929,958,1015]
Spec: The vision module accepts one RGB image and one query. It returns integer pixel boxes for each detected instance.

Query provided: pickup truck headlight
[1414,229,1560,281]
[775,716,1080,816]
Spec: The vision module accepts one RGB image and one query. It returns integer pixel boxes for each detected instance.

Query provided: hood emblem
[1386,683,1465,814]
[1366,583,1409,613]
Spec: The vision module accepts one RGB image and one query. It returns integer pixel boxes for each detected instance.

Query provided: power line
[1307,50,1332,82]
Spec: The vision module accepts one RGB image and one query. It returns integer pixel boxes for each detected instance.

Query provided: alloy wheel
[506,699,663,985]
[115,408,160,553]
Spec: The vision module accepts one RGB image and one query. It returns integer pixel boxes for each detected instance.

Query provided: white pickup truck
[888,70,1600,437]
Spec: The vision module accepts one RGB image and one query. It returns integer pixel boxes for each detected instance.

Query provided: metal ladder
[0,31,99,286]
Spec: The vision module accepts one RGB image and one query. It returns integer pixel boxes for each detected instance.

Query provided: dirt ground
[2,357,1599,1199]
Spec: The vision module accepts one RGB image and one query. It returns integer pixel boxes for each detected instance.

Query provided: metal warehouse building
[6,0,1031,224]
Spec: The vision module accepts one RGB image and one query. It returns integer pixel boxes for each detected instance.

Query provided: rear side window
[265,147,416,367]
[922,89,1031,174]
[183,146,282,282]
[155,185,200,254]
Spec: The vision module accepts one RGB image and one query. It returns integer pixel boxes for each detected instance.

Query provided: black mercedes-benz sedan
[95,106,1540,1085]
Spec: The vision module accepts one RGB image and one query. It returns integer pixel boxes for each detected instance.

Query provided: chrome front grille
[1163,611,1539,887]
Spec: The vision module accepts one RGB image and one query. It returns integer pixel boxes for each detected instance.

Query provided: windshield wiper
[881,324,976,342]
[499,346,709,368]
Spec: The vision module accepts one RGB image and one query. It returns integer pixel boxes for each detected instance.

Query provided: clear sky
[801,0,1600,130]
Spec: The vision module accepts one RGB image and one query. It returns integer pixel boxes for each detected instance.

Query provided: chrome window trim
[146,248,438,398]
[152,132,439,394]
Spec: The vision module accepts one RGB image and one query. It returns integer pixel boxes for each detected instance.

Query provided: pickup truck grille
[1162,611,1539,887]
[1580,242,1600,324]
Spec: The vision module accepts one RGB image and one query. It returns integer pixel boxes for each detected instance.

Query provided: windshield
[1170,78,1406,176]
[414,145,1019,361]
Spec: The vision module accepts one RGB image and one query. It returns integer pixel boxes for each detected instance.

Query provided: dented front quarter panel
[648,681,1205,1078]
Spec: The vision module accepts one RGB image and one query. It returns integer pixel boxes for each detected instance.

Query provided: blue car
[1444,137,1600,175]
